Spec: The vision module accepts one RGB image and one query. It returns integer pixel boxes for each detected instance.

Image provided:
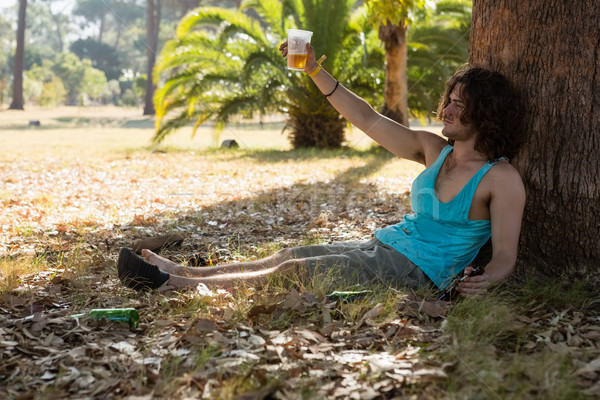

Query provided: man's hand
[278,42,318,74]
[278,41,289,57]
[457,266,490,297]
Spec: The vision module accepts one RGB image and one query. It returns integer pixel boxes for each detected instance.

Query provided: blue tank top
[375,145,502,289]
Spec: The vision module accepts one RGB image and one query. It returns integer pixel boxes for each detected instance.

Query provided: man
[117,42,525,298]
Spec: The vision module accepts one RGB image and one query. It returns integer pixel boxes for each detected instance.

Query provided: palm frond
[214,93,262,123]
[177,6,267,46]
[154,105,190,143]
[403,0,470,117]
[282,0,305,29]
[177,7,239,37]
[242,50,287,79]
[240,0,285,36]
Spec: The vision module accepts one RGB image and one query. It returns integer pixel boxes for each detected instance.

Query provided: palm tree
[9,0,27,110]
[406,0,471,122]
[365,0,471,124]
[153,0,382,148]
[364,0,426,125]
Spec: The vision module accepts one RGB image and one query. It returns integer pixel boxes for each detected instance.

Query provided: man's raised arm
[279,42,446,166]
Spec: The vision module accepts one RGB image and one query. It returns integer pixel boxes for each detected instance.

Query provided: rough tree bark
[470,0,600,282]
[379,22,409,126]
[9,0,27,110]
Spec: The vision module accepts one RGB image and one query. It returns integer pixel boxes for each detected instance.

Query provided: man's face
[441,83,478,141]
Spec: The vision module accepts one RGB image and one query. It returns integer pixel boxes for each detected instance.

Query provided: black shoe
[132,233,184,254]
[117,247,170,290]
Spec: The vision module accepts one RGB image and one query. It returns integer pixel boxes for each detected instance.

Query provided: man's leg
[141,248,297,277]
[139,241,368,277]
[118,240,378,290]
[167,258,307,289]
[120,247,307,290]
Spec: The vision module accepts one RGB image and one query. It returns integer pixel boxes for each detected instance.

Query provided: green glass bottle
[72,308,139,329]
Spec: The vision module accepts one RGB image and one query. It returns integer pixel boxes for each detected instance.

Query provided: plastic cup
[287,29,313,71]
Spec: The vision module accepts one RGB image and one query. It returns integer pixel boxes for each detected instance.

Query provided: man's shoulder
[420,135,449,166]
[488,159,522,178]
[486,160,525,196]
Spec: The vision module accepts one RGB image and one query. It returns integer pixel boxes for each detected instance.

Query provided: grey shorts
[288,238,434,288]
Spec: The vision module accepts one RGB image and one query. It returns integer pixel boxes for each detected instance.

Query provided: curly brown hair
[437,65,525,160]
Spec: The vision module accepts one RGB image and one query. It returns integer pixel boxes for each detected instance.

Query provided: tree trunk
[98,15,105,43]
[114,21,122,49]
[286,108,346,149]
[379,21,409,126]
[143,0,160,116]
[46,3,64,52]
[9,0,27,110]
[470,0,600,282]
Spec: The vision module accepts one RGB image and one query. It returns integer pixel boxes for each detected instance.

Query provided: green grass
[439,286,595,400]
[514,274,600,311]
[0,255,44,293]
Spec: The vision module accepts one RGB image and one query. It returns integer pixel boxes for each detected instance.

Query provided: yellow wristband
[307,55,327,78]
[308,64,322,78]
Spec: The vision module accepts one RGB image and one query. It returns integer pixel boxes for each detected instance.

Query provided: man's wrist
[306,55,327,77]
[308,64,322,78]
[306,62,320,76]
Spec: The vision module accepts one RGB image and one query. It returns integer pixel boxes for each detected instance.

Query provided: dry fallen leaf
[247,303,278,318]
[418,299,450,318]
[195,319,219,333]
[355,303,384,329]
[576,357,600,375]
[283,288,304,310]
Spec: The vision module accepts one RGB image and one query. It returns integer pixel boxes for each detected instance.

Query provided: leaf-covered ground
[1,108,599,399]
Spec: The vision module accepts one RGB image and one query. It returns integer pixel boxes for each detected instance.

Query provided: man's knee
[276,247,295,260]
[277,258,308,275]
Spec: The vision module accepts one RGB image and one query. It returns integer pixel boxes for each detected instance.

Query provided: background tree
[74,0,112,44]
[469,0,600,282]
[162,0,204,19]
[70,38,123,80]
[73,0,146,74]
[24,59,66,106]
[0,14,13,105]
[9,0,27,110]
[143,0,161,115]
[51,52,109,105]
[364,0,424,125]
[28,0,71,54]
[110,0,145,49]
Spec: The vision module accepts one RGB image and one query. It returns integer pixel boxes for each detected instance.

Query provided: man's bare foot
[141,249,210,277]
[132,233,184,254]
[141,249,181,273]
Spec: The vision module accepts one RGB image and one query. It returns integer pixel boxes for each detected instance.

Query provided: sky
[1,0,74,11]
[1,0,75,22]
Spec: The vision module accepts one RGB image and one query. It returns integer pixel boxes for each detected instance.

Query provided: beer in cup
[287,29,313,71]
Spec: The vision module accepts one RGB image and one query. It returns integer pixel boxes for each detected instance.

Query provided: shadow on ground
[115,147,403,256]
